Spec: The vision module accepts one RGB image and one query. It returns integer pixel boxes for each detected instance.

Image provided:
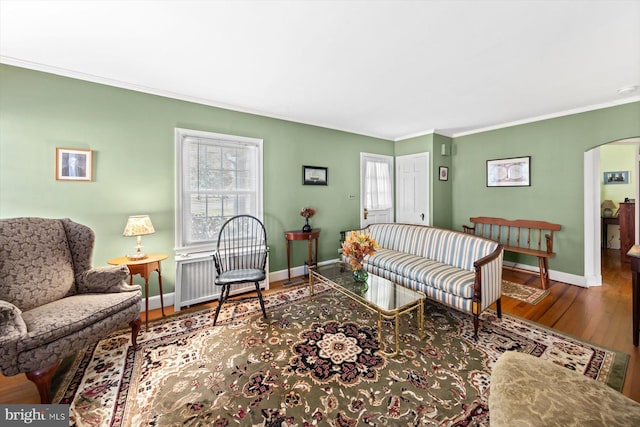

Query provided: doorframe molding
[584,147,602,287]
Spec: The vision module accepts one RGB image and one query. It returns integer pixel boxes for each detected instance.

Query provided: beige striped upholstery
[347,223,503,319]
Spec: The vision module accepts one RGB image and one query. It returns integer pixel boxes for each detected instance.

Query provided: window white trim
[175,128,263,255]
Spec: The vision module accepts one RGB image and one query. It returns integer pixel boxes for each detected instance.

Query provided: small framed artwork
[303,165,328,185]
[56,148,93,181]
[487,156,530,187]
[603,171,629,185]
[439,166,449,181]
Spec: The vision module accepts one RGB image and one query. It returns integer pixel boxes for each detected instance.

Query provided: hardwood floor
[2,249,639,404]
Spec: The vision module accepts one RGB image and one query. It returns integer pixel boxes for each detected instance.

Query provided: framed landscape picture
[56,148,92,181]
[303,165,328,185]
[487,156,530,187]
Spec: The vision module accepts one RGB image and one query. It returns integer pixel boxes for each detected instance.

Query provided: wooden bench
[463,217,561,289]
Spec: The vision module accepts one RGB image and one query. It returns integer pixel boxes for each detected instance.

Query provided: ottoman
[489,351,640,426]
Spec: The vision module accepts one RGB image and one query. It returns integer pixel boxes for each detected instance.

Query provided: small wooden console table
[284,229,320,281]
[108,253,167,329]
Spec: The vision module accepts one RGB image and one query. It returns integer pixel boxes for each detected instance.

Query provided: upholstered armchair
[0,217,142,403]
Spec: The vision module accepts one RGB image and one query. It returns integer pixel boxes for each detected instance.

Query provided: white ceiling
[1,0,639,140]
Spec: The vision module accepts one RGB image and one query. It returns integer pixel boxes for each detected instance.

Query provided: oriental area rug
[53,284,628,426]
[501,280,550,305]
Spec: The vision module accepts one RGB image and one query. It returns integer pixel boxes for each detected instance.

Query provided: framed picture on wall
[439,166,449,181]
[303,165,328,185]
[486,156,530,187]
[56,148,92,181]
[603,170,629,185]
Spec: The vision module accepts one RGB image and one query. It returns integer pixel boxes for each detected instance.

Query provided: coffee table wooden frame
[309,263,425,357]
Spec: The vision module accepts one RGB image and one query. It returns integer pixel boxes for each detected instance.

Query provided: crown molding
[0,56,393,141]
[2,56,638,143]
[394,129,436,142]
[450,96,640,138]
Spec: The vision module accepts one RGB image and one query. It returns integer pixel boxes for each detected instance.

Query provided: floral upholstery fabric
[19,292,140,353]
[489,351,640,426]
[0,217,76,311]
[0,217,142,378]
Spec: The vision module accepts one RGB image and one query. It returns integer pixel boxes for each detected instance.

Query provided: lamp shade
[601,200,617,217]
[123,215,155,237]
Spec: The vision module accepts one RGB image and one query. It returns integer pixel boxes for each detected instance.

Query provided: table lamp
[123,215,155,260]
[601,200,617,217]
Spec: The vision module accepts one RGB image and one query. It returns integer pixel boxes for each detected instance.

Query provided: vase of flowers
[341,231,379,282]
[300,207,316,232]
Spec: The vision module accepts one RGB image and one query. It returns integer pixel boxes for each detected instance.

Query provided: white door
[396,153,430,225]
[360,153,394,227]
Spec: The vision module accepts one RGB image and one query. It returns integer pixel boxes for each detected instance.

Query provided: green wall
[2,63,639,289]
[451,102,640,276]
[0,64,393,295]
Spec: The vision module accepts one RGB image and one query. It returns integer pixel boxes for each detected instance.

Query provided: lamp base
[126,253,147,261]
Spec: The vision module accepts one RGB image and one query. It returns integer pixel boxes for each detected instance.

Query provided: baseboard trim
[503,261,591,288]
[144,292,175,312]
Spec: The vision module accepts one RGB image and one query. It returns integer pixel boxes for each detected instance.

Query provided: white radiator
[174,251,269,311]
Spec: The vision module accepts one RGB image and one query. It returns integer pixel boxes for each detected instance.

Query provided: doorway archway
[584,137,640,287]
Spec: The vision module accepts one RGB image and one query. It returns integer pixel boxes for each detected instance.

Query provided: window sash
[175,128,263,253]
[364,158,393,210]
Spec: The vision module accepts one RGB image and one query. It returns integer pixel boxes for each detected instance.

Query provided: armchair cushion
[16,294,141,375]
[19,291,141,354]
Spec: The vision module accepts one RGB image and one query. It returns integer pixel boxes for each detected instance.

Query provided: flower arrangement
[341,231,380,271]
[300,207,316,232]
[300,207,316,218]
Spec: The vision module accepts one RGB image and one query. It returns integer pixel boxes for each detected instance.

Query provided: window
[363,156,393,210]
[175,128,263,253]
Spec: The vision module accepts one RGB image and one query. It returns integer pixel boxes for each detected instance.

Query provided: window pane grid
[178,131,262,249]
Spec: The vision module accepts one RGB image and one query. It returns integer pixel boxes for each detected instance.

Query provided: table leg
[418,299,424,339]
[314,236,318,266]
[306,238,312,277]
[286,238,291,281]
[394,313,400,356]
[377,312,383,351]
[157,269,165,317]
[144,279,149,330]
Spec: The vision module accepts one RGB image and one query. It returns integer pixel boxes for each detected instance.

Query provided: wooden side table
[108,253,168,329]
[284,229,321,281]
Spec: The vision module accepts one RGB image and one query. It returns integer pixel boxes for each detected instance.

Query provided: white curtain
[364,159,392,209]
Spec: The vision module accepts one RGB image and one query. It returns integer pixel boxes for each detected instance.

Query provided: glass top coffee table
[309,261,425,357]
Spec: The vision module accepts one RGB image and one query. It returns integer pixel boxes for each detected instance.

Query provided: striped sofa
[347,223,504,338]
